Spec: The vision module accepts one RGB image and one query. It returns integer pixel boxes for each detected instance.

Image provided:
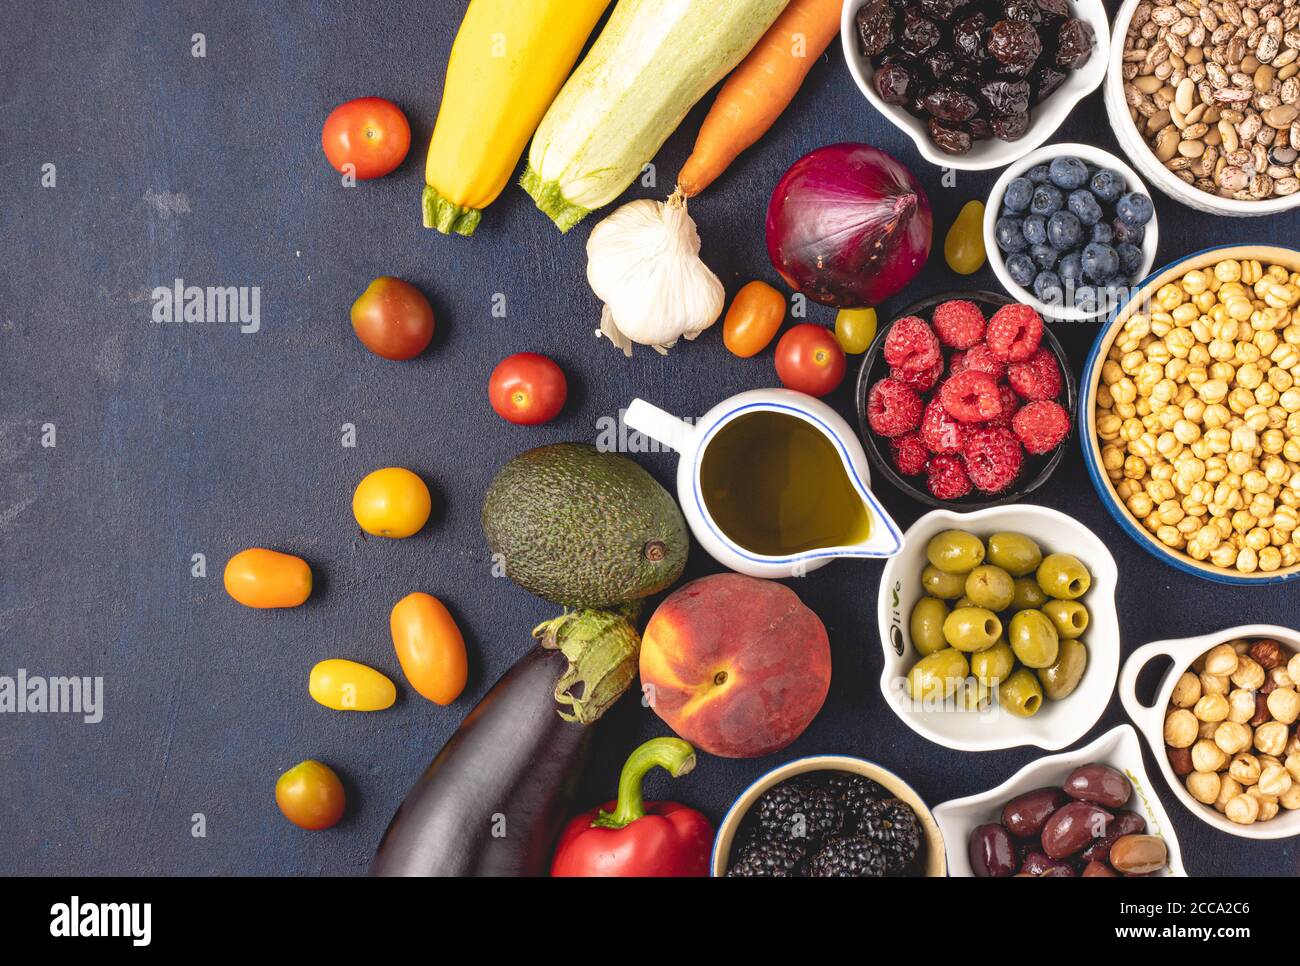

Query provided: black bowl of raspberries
[718,763,943,877]
[856,292,1076,510]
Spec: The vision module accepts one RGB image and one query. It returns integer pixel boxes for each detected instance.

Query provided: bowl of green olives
[877,504,1119,752]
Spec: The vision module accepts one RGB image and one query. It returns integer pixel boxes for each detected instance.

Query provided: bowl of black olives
[841,0,1109,170]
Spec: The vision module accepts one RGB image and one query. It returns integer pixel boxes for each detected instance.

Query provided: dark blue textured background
[2,0,1298,876]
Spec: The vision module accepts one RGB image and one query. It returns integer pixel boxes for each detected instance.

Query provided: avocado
[482,443,688,608]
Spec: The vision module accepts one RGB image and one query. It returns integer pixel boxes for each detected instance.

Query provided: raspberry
[932,300,987,349]
[883,316,940,369]
[1013,400,1071,454]
[920,397,965,454]
[939,370,1002,423]
[948,350,968,375]
[986,303,1044,362]
[890,432,930,476]
[867,378,923,437]
[892,353,943,393]
[959,343,1007,382]
[962,426,1025,494]
[927,454,972,500]
[1007,347,1063,401]
[986,384,1021,428]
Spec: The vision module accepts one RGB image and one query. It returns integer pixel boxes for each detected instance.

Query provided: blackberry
[807,836,887,877]
[726,839,806,877]
[751,779,843,845]
[855,798,923,875]
[825,773,888,824]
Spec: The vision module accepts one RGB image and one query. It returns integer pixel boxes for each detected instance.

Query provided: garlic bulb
[585,195,724,356]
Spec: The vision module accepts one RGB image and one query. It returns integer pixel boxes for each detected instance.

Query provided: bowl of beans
[1080,244,1300,583]
[1119,625,1300,838]
[1106,0,1300,216]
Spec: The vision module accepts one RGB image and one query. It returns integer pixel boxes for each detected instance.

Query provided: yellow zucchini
[424,0,611,236]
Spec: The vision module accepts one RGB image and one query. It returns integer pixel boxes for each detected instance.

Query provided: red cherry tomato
[321,97,411,180]
[774,323,846,397]
[489,353,567,425]
[350,276,435,360]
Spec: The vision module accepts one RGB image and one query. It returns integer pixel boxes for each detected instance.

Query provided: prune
[928,116,973,154]
[979,78,1030,115]
[992,111,1030,140]
[988,20,1041,75]
[1056,18,1096,70]
[856,0,896,57]
[874,62,915,104]
[924,49,957,80]
[952,13,988,63]
[898,7,942,58]
[923,85,979,122]
[1003,0,1042,23]
[1032,66,1068,103]
[921,0,968,18]
[1036,0,1069,16]
[965,115,993,140]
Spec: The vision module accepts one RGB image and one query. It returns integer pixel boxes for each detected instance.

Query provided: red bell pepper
[550,737,714,877]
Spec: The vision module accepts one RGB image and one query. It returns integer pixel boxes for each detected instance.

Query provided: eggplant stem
[590,737,696,830]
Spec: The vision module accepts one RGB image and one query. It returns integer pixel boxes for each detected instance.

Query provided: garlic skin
[585,195,724,356]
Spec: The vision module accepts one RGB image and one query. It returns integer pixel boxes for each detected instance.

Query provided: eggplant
[369,610,639,877]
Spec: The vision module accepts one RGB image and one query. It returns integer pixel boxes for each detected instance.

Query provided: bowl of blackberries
[713,755,947,877]
[986,143,1159,321]
[856,292,1076,509]
[840,0,1109,170]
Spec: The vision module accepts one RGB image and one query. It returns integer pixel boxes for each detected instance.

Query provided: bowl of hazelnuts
[1120,624,1300,839]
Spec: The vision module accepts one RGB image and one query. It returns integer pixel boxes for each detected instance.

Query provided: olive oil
[699,411,871,556]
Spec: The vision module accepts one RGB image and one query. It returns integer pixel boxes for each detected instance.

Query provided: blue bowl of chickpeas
[1081,244,1300,584]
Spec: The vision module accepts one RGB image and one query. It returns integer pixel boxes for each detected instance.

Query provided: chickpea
[1267,688,1300,725]
[1215,720,1254,755]
[1255,721,1291,757]
[1186,770,1221,805]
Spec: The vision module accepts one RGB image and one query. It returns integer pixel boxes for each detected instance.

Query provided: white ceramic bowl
[1105,0,1300,216]
[933,724,1187,875]
[984,142,1159,321]
[877,505,1119,752]
[1119,623,1300,839]
[841,0,1111,171]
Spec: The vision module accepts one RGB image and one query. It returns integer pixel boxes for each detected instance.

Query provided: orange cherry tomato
[722,281,786,358]
[223,548,312,608]
[774,323,847,397]
[488,352,567,425]
[321,97,411,180]
[390,592,468,705]
[350,276,435,361]
[352,467,432,538]
[276,760,346,831]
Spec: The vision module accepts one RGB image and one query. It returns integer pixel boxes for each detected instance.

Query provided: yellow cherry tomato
[722,280,785,358]
[223,548,312,608]
[276,760,346,831]
[308,659,397,711]
[352,467,431,538]
[390,592,468,705]
[834,307,877,354]
[944,200,987,275]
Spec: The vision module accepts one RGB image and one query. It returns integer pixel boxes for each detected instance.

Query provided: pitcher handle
[625,399,694,454]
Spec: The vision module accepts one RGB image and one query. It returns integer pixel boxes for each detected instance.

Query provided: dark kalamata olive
[1080,809,1147,863]
[1037,863,1076,877]
[1041,800,1113,859]
[1109,834,1167,875]
[1001,786,1068,837]
[1020,849,1075,875]
[1082,859,1119,877]
[969,823,1018,877]
[1064,763,1132,809]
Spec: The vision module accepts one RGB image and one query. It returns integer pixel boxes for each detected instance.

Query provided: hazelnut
[1250,639,1285,670]
[1251,693,1273,727]
[1286,752,1300,782]
[1231,655,1266,690]
[1186,770,1221,804]
[1289,652,1300,685]
[1205,643,1241,676]
[1259,761,1294,798]
[1266,687,1300,725]
[1255,720,1290,757]
[1199,672,1230,696]
[1230,753,1262,786]
[1165,708,1200,748]
[1192,738,1227,773]
[1168,745,1195,777]
[1271,666,1295,690]
[1215,776,1243,813]
[1281,783,1300,811]
[1230,640,1251,656]
[1171,671,1202,708]
[1225,793,1260,825]
[1215,720,1254,755]
[1194,693,1230,723]
[1228,688,1258,724]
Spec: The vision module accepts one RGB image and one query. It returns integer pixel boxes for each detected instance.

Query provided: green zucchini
[522,0,790,231]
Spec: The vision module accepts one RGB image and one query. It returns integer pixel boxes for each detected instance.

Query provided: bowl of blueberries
[984,143,1159,322]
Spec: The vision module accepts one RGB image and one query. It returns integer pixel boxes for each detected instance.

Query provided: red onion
[766,142,932,308]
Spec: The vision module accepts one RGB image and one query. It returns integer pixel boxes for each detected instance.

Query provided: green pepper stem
[590,737,695,830]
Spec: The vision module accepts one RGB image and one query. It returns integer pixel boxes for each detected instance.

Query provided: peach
[639,573,830,758]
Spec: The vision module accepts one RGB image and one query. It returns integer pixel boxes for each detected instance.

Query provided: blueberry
[1073,284,1099,311]
[1006,252,1037,287]
[1030,184,1064,216]
[1022,214,1048,246]
[1046,209,1082,249]
[1034,270,1064,305]
[1090,221,1114,245]
[1067,189,1103,226]
[1030,242,1059,270]
[1116,241,1143,276]
[995,216,1029,252]
[1112,217,1145,246]
[1116,191,1154,226]
[1090,168,1125,203]
[1048,156,1089,190]
[1027,163,1051,184]
[1058,251,1084,286]
[1003,177,1034,212]
[1082,242,1120,283]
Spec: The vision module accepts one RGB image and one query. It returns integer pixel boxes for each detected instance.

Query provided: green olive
[910,597,950,656]
[1036,553,1092,600]
[959,677,993,712]
[1042,599,1089,640]
[942,606,1003,652]
[970,639,1015,687]
[906,648,970,704]
[921,565,967,599]
[999,668,1045,717]
[1010,576,1048,610]
[1038,638,1089,701]
[1008,609,1060,669]
[925,530,986,574]
[953,596,976,609]
[986,532,1043,577]
[964,565,1015,611]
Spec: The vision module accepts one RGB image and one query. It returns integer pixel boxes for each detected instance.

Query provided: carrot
[677,0,843,197]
